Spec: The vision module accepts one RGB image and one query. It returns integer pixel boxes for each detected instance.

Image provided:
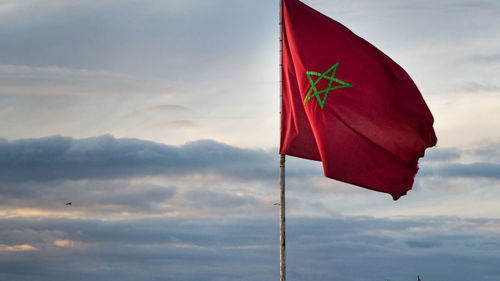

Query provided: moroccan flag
[280,0,437,200]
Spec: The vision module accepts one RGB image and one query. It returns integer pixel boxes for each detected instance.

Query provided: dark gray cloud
[421,147,460,162]
[0,135,280,182]
[473,141,500,160]
[0,180,176,215]
[420,143,500,180]
[0,135,315,217]
[406,240,441,249]
[2,135,499,221]
[0,217,277,281]
[2,135,500,184]
[0,216,499,281]
[183,189,260,210]
[434,162,500,179]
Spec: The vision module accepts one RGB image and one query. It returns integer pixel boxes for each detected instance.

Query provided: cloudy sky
[1,0,500,280]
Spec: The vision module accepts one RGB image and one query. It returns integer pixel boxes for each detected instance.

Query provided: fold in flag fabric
[280,0,437,200]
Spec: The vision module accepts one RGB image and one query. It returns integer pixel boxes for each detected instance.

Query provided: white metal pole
[279,154,286,281]
[279,0,286,280]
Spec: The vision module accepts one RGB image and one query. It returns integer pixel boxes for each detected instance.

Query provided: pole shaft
[279,154,286,281]
[278,0,286,281]
[279,1,286,281]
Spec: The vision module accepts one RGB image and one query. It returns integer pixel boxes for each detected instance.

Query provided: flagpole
[279,155,286,281]
[279,0,286,281]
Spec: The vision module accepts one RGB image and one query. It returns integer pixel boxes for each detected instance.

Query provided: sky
[0,0,500,280]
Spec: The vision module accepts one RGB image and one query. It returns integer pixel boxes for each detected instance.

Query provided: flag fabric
[280,0,437,200]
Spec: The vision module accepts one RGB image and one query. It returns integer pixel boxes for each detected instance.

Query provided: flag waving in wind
[280,0,437,200]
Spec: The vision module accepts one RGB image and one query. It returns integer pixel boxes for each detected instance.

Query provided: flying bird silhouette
[65,202,72,206]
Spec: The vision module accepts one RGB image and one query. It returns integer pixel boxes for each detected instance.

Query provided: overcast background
[1,0,500,280]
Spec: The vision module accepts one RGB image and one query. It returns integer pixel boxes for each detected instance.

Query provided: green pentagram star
[304,62,354,110]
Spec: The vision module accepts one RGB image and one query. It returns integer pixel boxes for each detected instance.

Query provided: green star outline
[304,62,354,110]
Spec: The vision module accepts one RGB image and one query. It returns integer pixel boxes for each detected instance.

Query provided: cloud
[2,134,500,187]
[445,1,500,10]
[421,147,460,162]
[419,143,500,180]
[1,135,499,221]
[152,120,198,128]
[466,53,500,64]
[0,178,179,217]
[182,189,260,210]
[53,239,75,248]
[473,141,500,160]
[0,135,282,219]
[0,243,37,252]
[459,82,500,93]
[144,104,191,112]
[0,0,276,78]
[434,162,500,179]
[0,135,280,182]
[0,216,499,281]
[0,64,174,96]
[0,2,24,16]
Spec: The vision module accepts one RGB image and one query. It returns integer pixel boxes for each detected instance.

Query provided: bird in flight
[65,202,72,206]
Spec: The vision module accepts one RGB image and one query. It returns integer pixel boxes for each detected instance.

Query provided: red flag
[280,0,437,200]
